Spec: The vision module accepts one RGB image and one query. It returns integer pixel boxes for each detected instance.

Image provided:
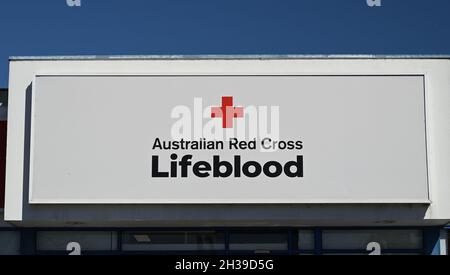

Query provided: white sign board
[29,74,428,203]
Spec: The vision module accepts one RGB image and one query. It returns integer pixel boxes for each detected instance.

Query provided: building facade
[0,56,449,255]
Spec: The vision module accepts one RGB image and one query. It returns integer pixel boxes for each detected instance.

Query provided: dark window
[0,231,20,255]
[121,231,225,251]
[229,232,288,253]
[321,229,423,255]
[36,231,118,253]
[298,230,315,250]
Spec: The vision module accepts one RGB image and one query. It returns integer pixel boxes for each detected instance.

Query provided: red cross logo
[211,96,244,128]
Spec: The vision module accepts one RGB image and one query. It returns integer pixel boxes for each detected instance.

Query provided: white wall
[5,57,450,225]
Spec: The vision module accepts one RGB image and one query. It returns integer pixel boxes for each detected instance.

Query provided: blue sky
[1,0,450,87]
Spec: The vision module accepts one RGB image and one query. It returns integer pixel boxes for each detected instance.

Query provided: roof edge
[9,54,450,61]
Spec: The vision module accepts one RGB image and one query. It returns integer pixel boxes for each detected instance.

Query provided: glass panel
[323,253,422,255]
[298,230,315,250]
[322,229,422,250]
[121,231,225,251]
[36,231,118,251]
[0,231,20,255]
[229,232,288,251]
[323,253,368,255]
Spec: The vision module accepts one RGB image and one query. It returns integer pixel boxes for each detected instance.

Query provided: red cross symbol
[211,96,244,128]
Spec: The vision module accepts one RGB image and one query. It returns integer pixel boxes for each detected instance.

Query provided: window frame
[13,226,436,255]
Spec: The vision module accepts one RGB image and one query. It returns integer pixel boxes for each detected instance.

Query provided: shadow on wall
[21,84,32,213]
